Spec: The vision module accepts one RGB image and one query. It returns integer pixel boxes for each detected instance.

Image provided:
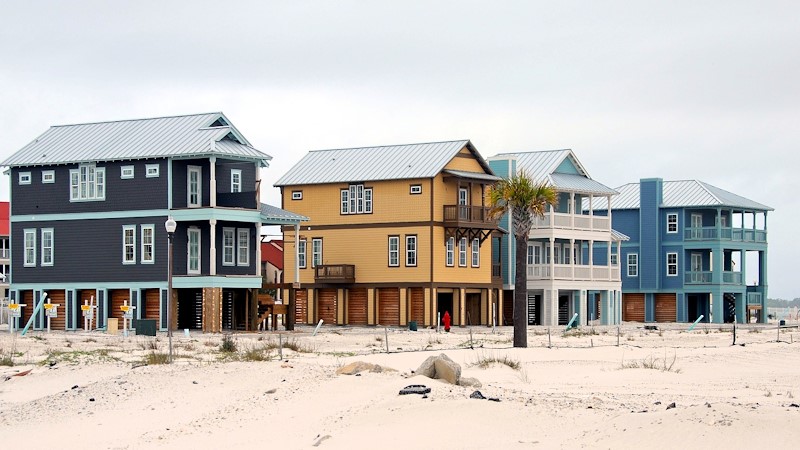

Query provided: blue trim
[172,275,261,289]
[12,209,169,222]
[168,159,173,210]
[171,208,261,223]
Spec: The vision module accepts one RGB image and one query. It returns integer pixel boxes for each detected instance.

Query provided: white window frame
[19,172,32,185]
[237,228,250,266]
[187,227,201,274]
[627,253,638,277]
[527,244,534,265]
[146,164,160,178]
[405,235,417,267]
[69,164,106,201]
[298,239,307,269]
[410,184,422,195]
[141,224,155,264]
[231,169,242,193]
[610,253,618,266]
[24,229,36,267]
[188,165,202,207]
[446,237,455,267]
[471,238,480,267]
[222,228,235,266]
[340,189,349,213]
[342,184,372,214]
[312,238,323,268]
[121,166,135,179]
[667,213,678,234]
[458,237,467,267]
[292,190,303,200]
[122,225,136,264]
[42,170,55,184]
[388,236,400,267]
[666,252,678,277]
[40,228,54,266]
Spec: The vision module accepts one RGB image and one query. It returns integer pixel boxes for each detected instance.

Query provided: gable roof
[274,140,494,186]
[489,150,617,195]
[593,180,773,211]
[261,242,283,270]
[2,112,272,168]
[0,202,9,236]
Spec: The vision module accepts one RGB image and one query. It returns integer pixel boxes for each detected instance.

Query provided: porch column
[606,195,612,231]
[549,204,554,229]
[549,237,555,281]
[256,225,262,278]
[589,196,594,231]
[588,239,594,280]
[616,243,622,278]
[209,219,217,276]
[210,156,217,208]
[570,238,575,279]
[578,290,587,326]
[607,241,613,281]
[569,192,575,228]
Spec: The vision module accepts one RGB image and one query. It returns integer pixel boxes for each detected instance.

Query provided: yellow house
[274,140,504,328]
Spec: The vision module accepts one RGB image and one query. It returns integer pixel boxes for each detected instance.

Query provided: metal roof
[2,112,273,168]
[489,150,616,195]
[590,180,773,211]
[260,203,309,225]
[443,169,501,182]
[274,140,494,186]
[611,229,630,242]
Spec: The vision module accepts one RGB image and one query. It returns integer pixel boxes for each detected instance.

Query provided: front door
[691,253,703,282]
[691,214,703,239]
[459,188,469,220]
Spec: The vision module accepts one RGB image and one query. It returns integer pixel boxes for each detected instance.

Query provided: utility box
[107,318,119,335]
[408,321,418,331]
[134,319,157,336]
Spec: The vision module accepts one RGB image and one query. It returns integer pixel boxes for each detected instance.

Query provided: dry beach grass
[1,322,799,449]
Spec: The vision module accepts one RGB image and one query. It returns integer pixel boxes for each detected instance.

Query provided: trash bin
[107,318,119,335]
[409,321,418,331]
[779,319,786,327]
[133,319,157,336]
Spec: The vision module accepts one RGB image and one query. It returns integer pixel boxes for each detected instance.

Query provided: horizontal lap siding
[347,289,368,325]
[295,289,308,324]
[318,289,337,325]
[410,288,425,324]
[144,289,161,320]
[109,289,130,322]
[46,290,66,330]
[22,291,34,327]
[655,293,677,323]
[378,288,400,326]
[623,293,645,322]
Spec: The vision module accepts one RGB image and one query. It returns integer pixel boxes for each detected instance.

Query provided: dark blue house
[2,112,306,333]
[592,178,772,324]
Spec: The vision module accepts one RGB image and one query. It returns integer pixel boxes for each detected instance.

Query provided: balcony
[492,263,502,281]
[684,227,767,243]
[0,249,9,260]
[684,271,743,285]
[527,264,620,282]
[314,264,355,283]
[443,205,498,230]
[531,212,611,232]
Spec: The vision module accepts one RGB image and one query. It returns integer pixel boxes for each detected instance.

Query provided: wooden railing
[314,264,356,283]
[443,205,498,229]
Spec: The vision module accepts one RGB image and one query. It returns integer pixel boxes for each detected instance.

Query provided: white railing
[0,249,9,259]
[527,263,620,282]
[531,212,612,232]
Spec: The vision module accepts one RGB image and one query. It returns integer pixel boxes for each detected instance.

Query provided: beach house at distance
[488,150,626,327]
[1,202,9,301]
[274,140,504,328]
[2,112,306,333]
[592,178,772,324]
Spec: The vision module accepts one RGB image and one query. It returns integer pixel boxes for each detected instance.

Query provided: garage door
[655,293,677,323]
[109,289,130,323]
[144,289,161,320]
[295,289,308,324]
[317,289,337,325]
[410,288,425,325]
[46,290,67,331]
[347,288,368,325]
[623,293,645,322]
[21,291,34,328]
[378,288,400,326]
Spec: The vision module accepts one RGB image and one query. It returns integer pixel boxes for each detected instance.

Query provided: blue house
[488,150,627,326]
[593,178,772,324]
[2,112,306,333]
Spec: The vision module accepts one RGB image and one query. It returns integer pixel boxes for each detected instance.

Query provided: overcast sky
[1,1,797,299]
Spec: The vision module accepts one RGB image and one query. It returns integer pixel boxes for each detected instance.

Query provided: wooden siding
[378,288,400,326]
[21,291,34,327]
[109,289,130,323]
[317,288,337,325]
[623,293,645,322]
[655,293,677,323]
[409,287,425,324]
[46,290,66,331]
[295,289,308,324]
[347,288,368,325]
[144,289,161,320]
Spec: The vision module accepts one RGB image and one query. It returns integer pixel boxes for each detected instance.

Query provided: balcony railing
[684,227,767,243]
[0,249,9,259]
[492,263,502,280]
[527,264,620,281]
[531,212,611,232]
[443,205,498,229]
[723,271,743,284]
[684,271,743,285]
[747,292,763,307]
[314,264,355,283]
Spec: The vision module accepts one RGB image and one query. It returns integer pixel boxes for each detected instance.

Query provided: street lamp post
[165,216,177,363]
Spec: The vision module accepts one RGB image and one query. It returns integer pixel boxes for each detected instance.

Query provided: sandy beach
[1,323,799,449]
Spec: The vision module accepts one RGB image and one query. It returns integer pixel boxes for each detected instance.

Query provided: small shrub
[283,338,314,353]
[144,352,170,365]
[619,352,681,373]
[220,334,238,353]
[242,344,272,362]
[147,339,159,350]
[471,352,521,371]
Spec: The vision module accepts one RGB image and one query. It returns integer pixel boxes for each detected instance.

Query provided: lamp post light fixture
[165,216,177,363]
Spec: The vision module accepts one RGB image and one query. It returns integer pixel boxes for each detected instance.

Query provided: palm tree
[488,170,558,347]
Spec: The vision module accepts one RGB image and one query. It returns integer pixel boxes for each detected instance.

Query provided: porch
[528,263,621,281]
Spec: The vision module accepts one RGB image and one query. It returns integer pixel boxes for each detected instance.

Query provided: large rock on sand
[337,361,380,375]
[415,353,461,385]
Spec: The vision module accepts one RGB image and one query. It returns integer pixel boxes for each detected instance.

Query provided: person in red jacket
[443,310,451,332]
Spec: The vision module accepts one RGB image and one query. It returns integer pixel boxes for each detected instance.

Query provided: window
[222,228,235,265]
[146,164,160,178]
[19,172,32,185]
[39,228,53,266]
[42,170,55,184]
[298,239,307,268]
[292,190,303,200]
[527,244,534,265]
[187,228,201,274]
[458,237,467,267]
[341,184,372,214]
[667,213,678,234]
[446,237,455,266]
[231,169,242,193]
[388,236,400,267]
[188,166,202,207]
[24,229,36,266]
[406,235,417,266]
[667,252,678,276]
[410,184,422,195]
[627,253,638,277]
[237,228,250,266]
[122,226,136,264]
[70,164,106,201]
[611,253,618,265]
[312,238,323,268]
[141,225,154,263]
[121,166,135,179]
[471,238,480,267]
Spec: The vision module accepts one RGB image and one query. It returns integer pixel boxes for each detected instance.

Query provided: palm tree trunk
[513,233,528,347]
